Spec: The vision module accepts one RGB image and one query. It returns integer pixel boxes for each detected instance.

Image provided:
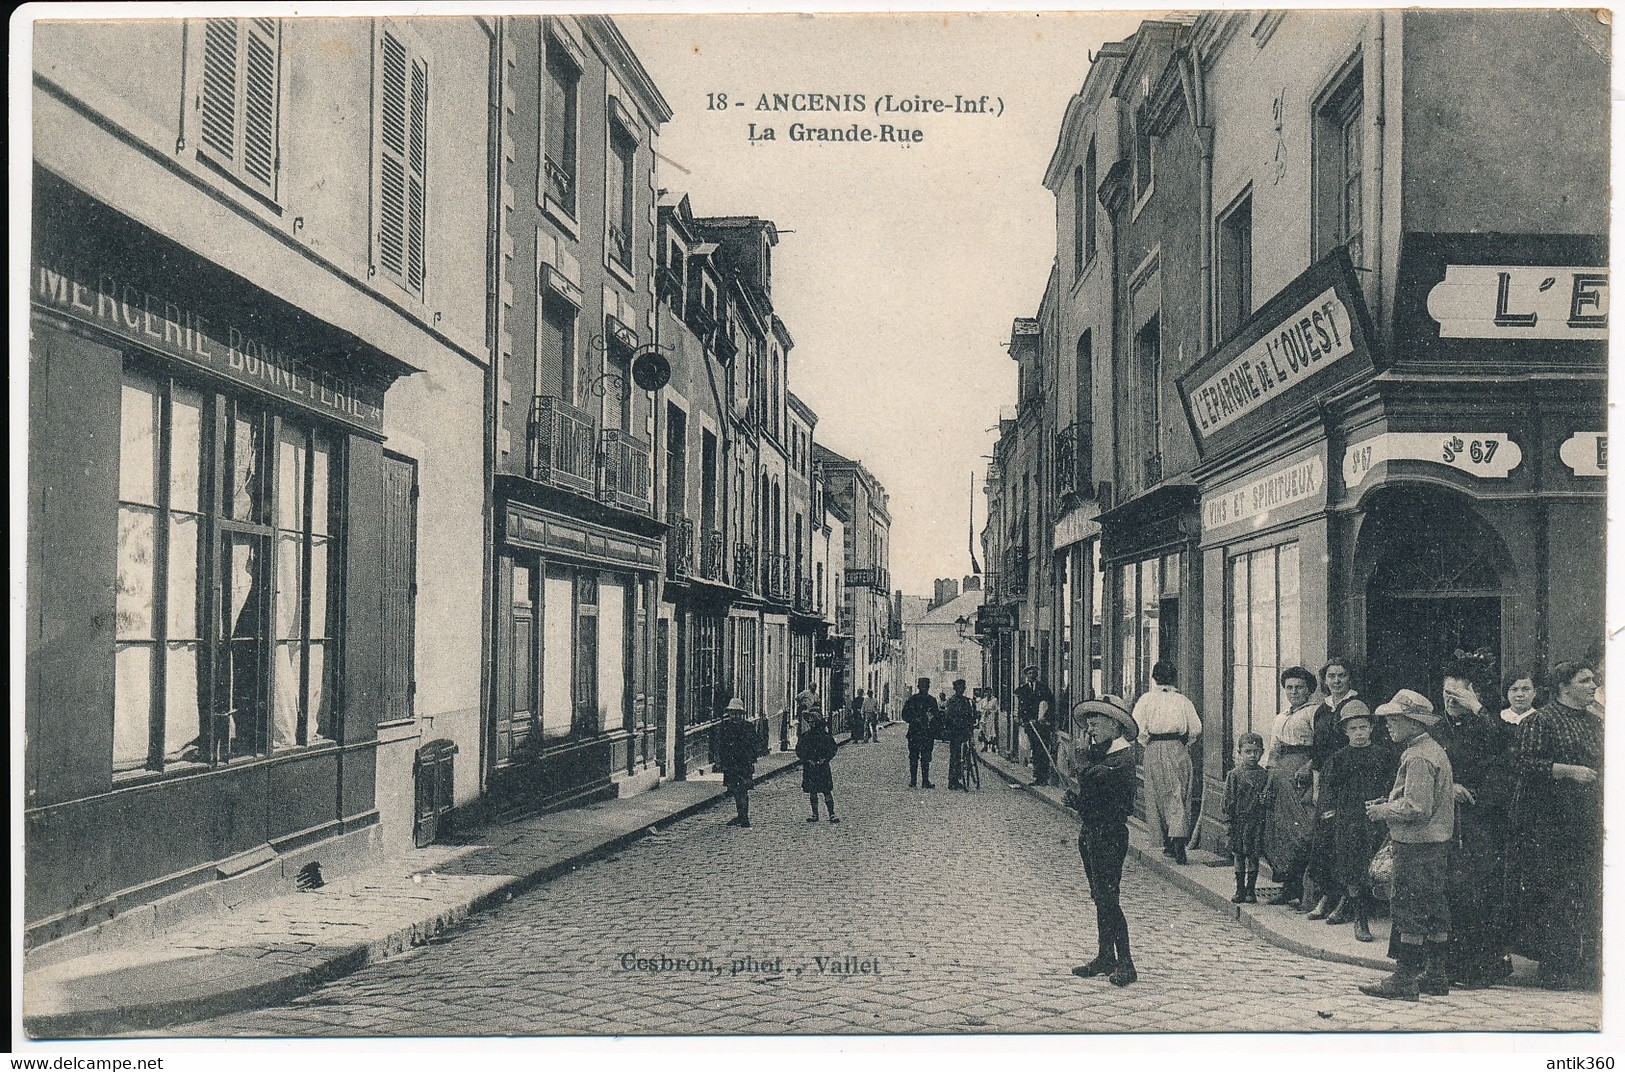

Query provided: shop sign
[32,258,386,434]
[1178,248,1375,459]
[1392,233,1607,368]
[1201,450,1325,541]
[1560,432,1607,477]
[1426,265,1607,341]
[1342,432,1523,488]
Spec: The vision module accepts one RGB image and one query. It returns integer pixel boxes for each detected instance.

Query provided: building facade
[818,447,899,715]
[988,10,1607,846]
[28,16,492,944]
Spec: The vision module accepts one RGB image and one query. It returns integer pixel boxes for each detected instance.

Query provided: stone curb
[25,747,820,1040]
[972,750,1392,974]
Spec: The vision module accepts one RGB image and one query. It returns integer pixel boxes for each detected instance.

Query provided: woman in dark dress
[1507,661,1604,990]
[1437,655,1518,988]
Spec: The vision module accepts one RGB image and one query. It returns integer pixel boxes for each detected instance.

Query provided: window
[197,18,281,197]
[1133,102,1154,204]
[115,369,341,776]
[539,290,578,405]
[1314,64,1363,266]
[1217,192,1253,341]
[380,454,417,723]
[1114,553,1177,704]
[373,26,429,296]
[1073,164,1086,279]
[1136,314,1162,469]
[1084,138,1098,264]
[606,117,636,270]
[543,33,581,218]
[1227,543,1301,753]
[942,648,959,672]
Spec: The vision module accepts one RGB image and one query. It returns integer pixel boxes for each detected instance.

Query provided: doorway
[1367,595,1502,705]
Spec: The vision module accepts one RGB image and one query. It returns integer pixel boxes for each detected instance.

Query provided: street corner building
[23,12,896,967]
[976,10,1607,847]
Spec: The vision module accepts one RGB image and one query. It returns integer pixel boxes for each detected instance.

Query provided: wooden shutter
[200,20,239,161]
[380,454,417,722]
[199,18,278,195]
[376,28,428,295]
[241,19,280,188]
[376,30,409,282]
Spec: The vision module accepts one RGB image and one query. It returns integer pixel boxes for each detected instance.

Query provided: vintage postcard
[12,0,1615,1057]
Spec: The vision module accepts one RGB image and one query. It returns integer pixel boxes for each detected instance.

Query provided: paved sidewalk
[23,744,818,1039]
[975,747,1397,972]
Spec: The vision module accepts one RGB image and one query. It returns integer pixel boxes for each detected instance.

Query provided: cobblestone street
[186,730,1599,1037]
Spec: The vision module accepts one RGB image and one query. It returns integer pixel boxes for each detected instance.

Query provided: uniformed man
[901,677,940,788]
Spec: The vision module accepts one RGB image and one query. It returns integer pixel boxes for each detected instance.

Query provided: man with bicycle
[943,679,978,790]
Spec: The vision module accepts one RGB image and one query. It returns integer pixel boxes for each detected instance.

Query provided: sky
[618,12,1149,596]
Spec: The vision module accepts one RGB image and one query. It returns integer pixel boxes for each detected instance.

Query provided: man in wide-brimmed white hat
[1358,689,1455,1002]
[1066,696,1141,989]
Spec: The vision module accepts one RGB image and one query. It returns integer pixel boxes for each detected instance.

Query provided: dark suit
[902,692,939,786]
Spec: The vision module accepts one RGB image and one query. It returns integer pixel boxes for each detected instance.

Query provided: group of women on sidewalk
[1254,655,1604,992]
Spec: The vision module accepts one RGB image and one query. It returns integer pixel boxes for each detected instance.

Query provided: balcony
[700,529,727,582]
[529,394,597,497]
[712,328,738,364]
[1055,421,1095,500]
[762,552,791,603]
[795,576,815,614]
[608,223,632,270]
[597,429,652,515]
[667,515,696,581]
[1002,544,1030,598]
[543,156,574,213]
[734,544,758,594]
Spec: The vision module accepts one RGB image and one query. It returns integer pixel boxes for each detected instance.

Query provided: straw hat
[1072,696,1139,740]
[1372,689,1440,726]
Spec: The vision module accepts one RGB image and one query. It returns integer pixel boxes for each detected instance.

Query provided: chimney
[962,575,982,592]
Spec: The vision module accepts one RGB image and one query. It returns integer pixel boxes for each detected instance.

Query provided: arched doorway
[1357,486,1511,703]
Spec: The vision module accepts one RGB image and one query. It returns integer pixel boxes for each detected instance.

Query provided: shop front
[492,495,662,815]
[26,178,413,945]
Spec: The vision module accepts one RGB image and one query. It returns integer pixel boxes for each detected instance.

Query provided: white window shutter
[407,55,429,291]
[241,19,279,188]
[377,30,410,281]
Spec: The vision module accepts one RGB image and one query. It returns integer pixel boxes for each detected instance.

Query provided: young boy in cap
[1066,696,1141,988]
[1359,689,1455,1000]
[717,697,760,828]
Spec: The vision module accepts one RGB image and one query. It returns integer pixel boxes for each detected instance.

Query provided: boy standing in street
[718,698,760,829]
[1066,696,1141,988]
[1360,689,1456,1001]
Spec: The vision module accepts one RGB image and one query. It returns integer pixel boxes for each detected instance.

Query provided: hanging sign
[1342,432,1523,488]
[1559,432,1608,477]
[1426,265,1608,341]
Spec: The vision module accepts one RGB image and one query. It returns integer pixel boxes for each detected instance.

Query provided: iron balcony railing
[734,544,758,594]
[544,156,574,213]
[1003,544,1029,598]
[597,429,652,515]
[795,576,815,614]
[529,394,597,497]
[667,515,696,581]
[700,529,727,582]
[762,552,791,603]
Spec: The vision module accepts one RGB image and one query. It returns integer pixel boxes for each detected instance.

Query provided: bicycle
[958,737,981,790]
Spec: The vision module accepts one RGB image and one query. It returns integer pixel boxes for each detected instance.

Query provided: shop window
[197,18,282,198]
[598,576,629,735]
[1314,62,1364,267]
[1227,543,1301,754]
[116,370,341,777]
[1217,191,1253,341]
[1114,553,1178,704]
[541,570,573,739]
[380,454,418,724]
[373,25,430,297]
[543,31,581,219]
[606,116,637,272]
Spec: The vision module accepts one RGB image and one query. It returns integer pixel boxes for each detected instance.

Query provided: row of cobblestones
[185,727,1600,1037]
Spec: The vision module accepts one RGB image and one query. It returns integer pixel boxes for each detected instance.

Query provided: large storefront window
[116,369,340,776]
[1227,543,1300,747]
[1114,553,1177,704]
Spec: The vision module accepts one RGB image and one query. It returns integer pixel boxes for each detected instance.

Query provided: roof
[919,588,986,625]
